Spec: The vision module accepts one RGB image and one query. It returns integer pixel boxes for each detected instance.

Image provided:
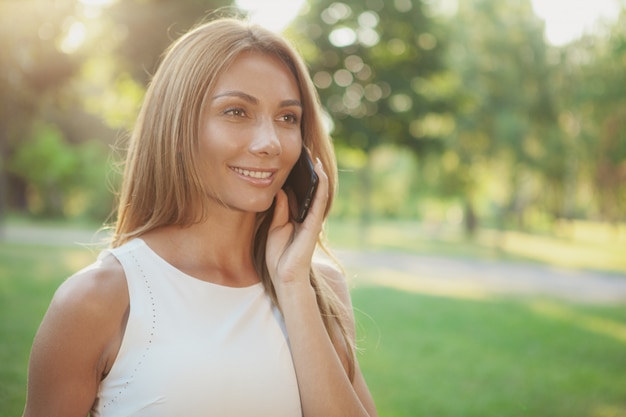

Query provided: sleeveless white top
[91,238,302,417]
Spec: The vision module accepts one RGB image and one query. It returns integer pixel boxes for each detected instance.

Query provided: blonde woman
[22,17,377,417]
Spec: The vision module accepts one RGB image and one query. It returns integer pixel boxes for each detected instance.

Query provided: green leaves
[7,123,113,218]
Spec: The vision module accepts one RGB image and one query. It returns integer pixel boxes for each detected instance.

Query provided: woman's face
[198,51,303,217]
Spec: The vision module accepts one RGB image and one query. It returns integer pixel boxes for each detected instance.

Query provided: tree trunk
[463,198,478,239]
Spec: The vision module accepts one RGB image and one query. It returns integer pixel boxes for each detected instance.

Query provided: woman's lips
[230,167,275,180]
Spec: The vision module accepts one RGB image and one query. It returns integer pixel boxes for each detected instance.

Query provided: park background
[1,0,626,416]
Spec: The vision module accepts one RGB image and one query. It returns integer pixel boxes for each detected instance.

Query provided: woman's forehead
[211,52,301,103]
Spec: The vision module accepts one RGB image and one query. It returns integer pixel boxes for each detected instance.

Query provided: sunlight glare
[60,21,86,54]
[235,0,307,32]
[79,0,116,18]
[435,0,620,46]
[79,0,116,6]
[530,0,620,45]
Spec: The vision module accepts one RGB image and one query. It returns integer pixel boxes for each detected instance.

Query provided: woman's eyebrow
[212,91,302,109]
[280,99,303,109]
[212,90,258,104]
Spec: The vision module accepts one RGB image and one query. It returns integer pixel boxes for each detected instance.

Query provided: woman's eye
[280,113,299,124]
[224,108,246,117]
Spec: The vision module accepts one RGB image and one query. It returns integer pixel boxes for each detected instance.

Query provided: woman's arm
[267,160,378,417]
[272,265,377,417]
[317,261,378,414]
[22,254,128,417]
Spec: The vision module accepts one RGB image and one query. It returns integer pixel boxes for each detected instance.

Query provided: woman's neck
[140,211,262,287]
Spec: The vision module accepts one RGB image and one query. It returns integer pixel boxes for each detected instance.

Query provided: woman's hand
[266,158,328,290]
[264,158,378,417]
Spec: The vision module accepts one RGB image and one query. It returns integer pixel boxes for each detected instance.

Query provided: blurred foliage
[290,0,450,223]
[6,122,115,219]
[0,0,115,217]
[0,0,230,221]
[558,10,626,225]
[291,0,449,153]
[8,123,78,216]
[443,0,559,235]
[0,0,625,235]
[106,0,233,84]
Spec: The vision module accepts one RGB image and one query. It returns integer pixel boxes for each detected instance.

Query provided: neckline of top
[130,238,264,291]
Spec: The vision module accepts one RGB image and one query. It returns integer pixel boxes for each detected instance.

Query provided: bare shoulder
[23,252,129,417]
[42,250,129,359]
[52,251,127,315]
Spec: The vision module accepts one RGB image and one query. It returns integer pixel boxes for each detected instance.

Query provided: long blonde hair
[111,18,354,378]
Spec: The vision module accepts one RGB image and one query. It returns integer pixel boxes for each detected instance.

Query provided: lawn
[2,220,626,416]
[352,283,626,417]
[0,242,96,416]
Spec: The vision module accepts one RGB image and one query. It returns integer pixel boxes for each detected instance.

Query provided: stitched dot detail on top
[102,251,156,409]
[92,238,302,417]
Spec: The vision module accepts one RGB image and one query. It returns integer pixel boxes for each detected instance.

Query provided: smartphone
[283,147,319,222]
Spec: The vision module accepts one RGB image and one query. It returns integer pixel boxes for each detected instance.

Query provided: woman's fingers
[302,158,328,232]
[266,158,329,286]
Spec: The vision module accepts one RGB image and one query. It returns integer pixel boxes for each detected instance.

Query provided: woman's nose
[249,119,281,156]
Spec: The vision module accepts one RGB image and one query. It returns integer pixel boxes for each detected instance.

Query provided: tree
[559,8,626,225]
[291,0,450,222]
[443,0,559,235]
[104,0,233,85]
[1,0,234,221]
[0,0,82,218]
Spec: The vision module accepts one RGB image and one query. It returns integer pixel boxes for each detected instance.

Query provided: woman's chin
[240,198,277,217]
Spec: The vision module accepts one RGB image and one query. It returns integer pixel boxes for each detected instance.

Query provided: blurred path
[3,224,625,304]
[1,224,111,247]
[336,249,626,304]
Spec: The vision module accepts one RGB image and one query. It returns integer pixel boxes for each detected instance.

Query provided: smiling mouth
[231,167,273,179]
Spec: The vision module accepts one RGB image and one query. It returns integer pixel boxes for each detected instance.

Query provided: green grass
[0,243,96,416]
[351,283,626,417]
[329,217,626,416]
[2,223,626,416]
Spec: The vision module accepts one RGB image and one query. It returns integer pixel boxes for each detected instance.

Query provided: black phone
[283,147,319,222]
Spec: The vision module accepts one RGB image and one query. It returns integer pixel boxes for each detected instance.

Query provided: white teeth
[232,167,272,179]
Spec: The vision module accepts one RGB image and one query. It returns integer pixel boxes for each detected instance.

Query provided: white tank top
[91,238,302,417]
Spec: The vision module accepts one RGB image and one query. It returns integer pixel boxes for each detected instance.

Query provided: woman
[23,18,377,417]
